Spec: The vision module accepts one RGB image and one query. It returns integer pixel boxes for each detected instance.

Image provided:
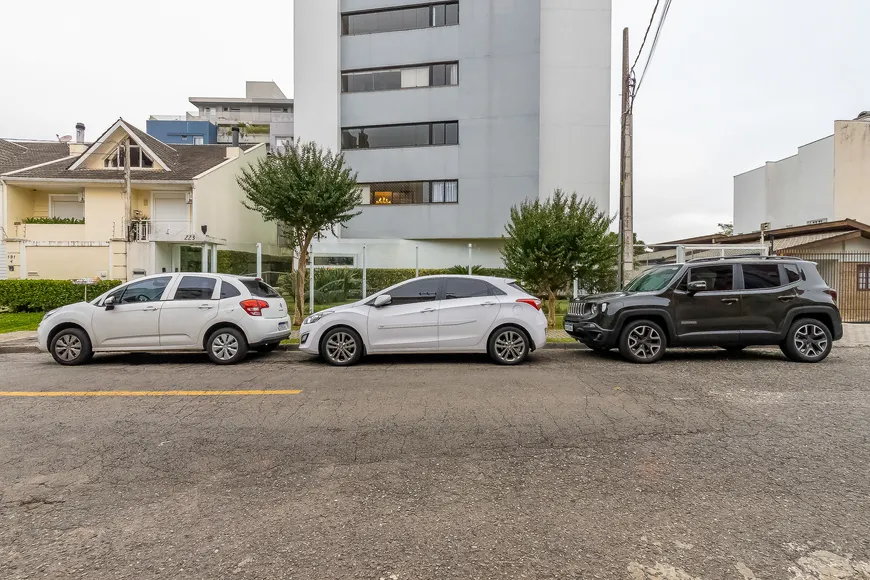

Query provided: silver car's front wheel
[321,327,363,366]
[206,328,248,365]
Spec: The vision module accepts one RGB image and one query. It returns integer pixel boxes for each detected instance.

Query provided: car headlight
[42,308,61,321]
[600,302,608,313]
[590,303,598,315]
[302,311,333,325]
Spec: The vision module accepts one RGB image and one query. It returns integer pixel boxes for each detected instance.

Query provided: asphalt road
[1,347,870,579]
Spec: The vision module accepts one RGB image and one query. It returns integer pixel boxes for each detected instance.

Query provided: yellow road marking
[0,389,302,398]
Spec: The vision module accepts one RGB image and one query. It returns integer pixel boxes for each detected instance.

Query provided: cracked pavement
[1,348,869,579]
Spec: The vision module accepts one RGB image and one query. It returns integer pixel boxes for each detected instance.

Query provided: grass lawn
[0,312,43,333]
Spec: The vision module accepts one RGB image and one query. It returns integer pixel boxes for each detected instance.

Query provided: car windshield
[624,266,681,292]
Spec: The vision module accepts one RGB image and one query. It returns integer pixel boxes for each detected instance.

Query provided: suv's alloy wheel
[782,319,832,363]
[619,320,667,364]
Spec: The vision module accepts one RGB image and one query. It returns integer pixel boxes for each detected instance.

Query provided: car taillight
[824,289,837,303]
[240,299,269,316]
[516,298,542,311]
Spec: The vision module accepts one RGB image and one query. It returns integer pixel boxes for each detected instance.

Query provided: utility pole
[124,138,132,242]
[618,27,634,288]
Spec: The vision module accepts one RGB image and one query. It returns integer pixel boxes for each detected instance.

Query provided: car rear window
[508,282,528,294]
[241,279,280,298]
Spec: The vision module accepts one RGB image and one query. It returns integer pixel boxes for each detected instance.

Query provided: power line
[634,0,674,99]
[630,0,660,76]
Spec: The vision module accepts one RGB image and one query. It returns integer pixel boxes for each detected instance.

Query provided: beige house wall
[833,120,870,224]
[5,184,34,232]
[25,246,111,280]
[194,145,281,255]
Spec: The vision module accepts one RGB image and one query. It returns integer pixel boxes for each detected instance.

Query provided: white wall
[294,0,340,151]
[733,135,834,233]
[310,238,505,269]
[538,0,611,212]
[733,166,767,235]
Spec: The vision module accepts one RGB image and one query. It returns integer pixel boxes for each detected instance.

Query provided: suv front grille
[568,302,594,317]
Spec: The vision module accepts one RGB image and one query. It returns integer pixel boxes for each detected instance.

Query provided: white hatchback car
[299,275,547,366]
[37,273,291,365]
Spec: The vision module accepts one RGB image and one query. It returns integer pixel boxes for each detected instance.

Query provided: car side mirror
[104,295,116,310]
[687,280,707,295]
[373,294,392,308]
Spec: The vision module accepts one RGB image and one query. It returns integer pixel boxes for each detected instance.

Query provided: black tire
[49,327,93,366]
[618,319,667,364]
[488,326,530,365]
[255,342,280,353]
[320,327,364,367]
[206,327,248,365]
[781,318,833,363]
[721,345,747,353]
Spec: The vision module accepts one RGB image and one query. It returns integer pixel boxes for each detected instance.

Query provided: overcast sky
[2,0,868,242]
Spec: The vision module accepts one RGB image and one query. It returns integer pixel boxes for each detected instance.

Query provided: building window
[49,194,85,221]
[367,181,458,205]
[342,2,459,36]
[314,256,355,267]
[859,265,870,291]
[103,143,154,169]
[342,62,458,93]
[342,122,458,150]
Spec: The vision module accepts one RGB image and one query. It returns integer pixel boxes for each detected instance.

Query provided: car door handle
[198,304,214,310]
[143,306,158,312]
[778,295,797,302]
[482,301,497,307]
[420,308,436,313]
[721,298,739,305]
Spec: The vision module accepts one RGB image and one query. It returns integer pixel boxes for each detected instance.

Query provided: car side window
[117,276,172,304]
[219,281,242,299]
[742,264,782,290]
[686,265,734,291]
[444,278,491,299]
[173,276,217,300]
[388,278,441,306]
[784,264,803,284]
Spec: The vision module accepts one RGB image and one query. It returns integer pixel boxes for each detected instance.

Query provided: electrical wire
[634,0,673,100]
[630,0,660,76]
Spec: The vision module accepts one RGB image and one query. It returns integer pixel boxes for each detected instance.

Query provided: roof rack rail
[686,254,801,263]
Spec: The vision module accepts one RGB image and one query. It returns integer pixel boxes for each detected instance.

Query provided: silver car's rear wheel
[488,327,529,365]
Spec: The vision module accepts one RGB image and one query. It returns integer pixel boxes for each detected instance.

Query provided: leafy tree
[238,140,361,324]
[718,222,734,236]
[501,190,615,327]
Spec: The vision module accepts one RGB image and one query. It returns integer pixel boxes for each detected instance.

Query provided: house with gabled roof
[1,119,280,281]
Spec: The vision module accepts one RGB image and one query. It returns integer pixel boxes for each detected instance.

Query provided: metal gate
[788,252,870,323]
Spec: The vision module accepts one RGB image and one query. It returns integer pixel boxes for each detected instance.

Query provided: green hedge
[0,280,122,313]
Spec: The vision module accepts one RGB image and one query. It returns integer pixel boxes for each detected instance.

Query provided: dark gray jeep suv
[564,257,843,364]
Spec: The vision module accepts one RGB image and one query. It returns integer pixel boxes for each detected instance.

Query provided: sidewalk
[1,325,868,352]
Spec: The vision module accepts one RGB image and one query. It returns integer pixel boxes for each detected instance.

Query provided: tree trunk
[294,247,307,326]
[547,289,557,328]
